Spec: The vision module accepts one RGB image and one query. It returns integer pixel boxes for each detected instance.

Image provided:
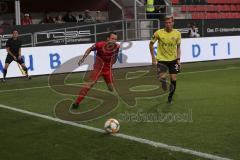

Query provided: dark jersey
[91,41,120,65]
[6,38,22,56]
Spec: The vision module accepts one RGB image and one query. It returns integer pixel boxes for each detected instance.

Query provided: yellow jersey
[151,29,181,61]
[146,0,155,12]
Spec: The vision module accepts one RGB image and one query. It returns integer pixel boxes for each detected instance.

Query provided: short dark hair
[107,32,117,38]
[12,29,18,33]
[190,22,196,26]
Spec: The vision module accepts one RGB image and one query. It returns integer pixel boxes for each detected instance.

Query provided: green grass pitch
[0,59,240,160]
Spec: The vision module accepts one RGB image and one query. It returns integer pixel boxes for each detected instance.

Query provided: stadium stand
[0,0,109,26]
[174,0,240,19]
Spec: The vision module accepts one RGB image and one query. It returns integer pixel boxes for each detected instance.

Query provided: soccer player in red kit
[71,32,120,109]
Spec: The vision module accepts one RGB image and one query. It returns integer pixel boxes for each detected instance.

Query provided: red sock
[75,85,91,105]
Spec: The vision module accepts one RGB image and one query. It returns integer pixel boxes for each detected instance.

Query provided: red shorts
[89,63,113,84]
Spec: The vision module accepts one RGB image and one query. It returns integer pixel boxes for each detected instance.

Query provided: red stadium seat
[206,13,212,19]
[196,5,205,11]
[229,0,235,3]
[224,5,230,11]
[200,13,206,19]
[172,0,179,4]
[221,0,228,4]
[213,12,219,18]
[218,13,223,18]
[214,13,219,18]
[229,12,237,18]
[191,13,198,19]
[217,5,224,11]
[181,5,187,12]
[207,5,217,12]
[234,12,240,18]
[202,5,207,11]
[213,0,218,3]
[207,0,215,4]
[192,13,205,19]
[230,5,237,11]
[205,5,210,11]
[231,12,238,18]
[225,12,232,18]
[231,0,240,4]
[189,5,197,12]
[220,12,227,18]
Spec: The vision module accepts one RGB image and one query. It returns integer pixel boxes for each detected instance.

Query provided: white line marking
[0,85,50,93]
[0,104,233,160]
[0,66,239,94]
[129,85,159,92]
[179,66,240,75]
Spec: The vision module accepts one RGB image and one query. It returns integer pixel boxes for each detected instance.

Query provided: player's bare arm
[18,48,22,60]
[6,47,17,61]
[149,42,157,65]
[177,44,181,68]
[78,47,92,66]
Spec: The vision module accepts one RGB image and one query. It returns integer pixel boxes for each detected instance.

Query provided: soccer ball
[104,118,120,133]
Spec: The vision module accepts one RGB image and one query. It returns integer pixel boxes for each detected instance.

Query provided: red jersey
[91,41,120,65]
[21,18,32,25]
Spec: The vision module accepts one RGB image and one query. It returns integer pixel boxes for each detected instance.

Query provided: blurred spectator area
[172,0,240,19]
[0,0,109,25]
[0,11,109,25]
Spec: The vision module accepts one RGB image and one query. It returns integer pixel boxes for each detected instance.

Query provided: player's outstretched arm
[78,47,92,66]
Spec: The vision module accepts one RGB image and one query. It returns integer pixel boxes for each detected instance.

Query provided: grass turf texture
[0,59,240,160]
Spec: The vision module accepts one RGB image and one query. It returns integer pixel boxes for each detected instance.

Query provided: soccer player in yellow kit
[149,15,181,103]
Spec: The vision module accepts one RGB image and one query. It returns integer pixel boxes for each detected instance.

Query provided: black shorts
[157,60,180,74]
[5,54,24,65]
